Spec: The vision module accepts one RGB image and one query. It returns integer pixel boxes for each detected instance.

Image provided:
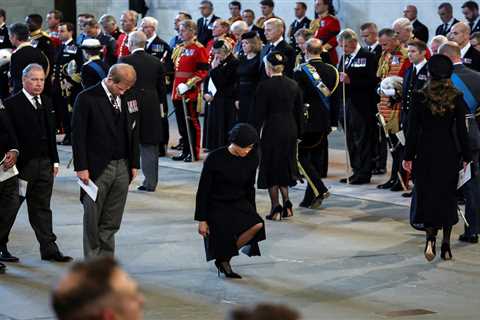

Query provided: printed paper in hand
[0,162,19,182]
[77,178,98,201]
[396,130,406,146]
[457,164,471,189]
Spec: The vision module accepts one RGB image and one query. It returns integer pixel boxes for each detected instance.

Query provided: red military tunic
[171,41,209,101]
[313,14,340,65]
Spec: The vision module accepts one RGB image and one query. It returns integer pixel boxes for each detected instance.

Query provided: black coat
[412,20,429,43]
[119,50,166,145]
[259,40,296,79]
[236,54,261,123]
[364,43,382,64]
[453,64,480,103]
[195,147,265,261]
[253,76,303,189]
[146,36,173,76]
[469,19,480,34]
[9,44,49,94]
[3,91,59,170]
[405,92,471,228]
[288,17,312,53]
[0,24,12,49]
[96,33,117,67]
[463,46,480,72]
[196,15,220,46]
[0,23,11,99]
[71,83,140,181]
[337,48,378,115]
[0,108,18,158]
[293,58,339,136]
[435,18,460,36]
[204,54,239,150]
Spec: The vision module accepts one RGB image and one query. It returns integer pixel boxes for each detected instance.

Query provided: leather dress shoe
[172,153,188,161]
[390,181,405,192]
[339,175,356,183]
[0,247,19,262]
[0,262,5,273]
[349,177,371,185]
[310,191,330,209]
[377,179,396,189]
[183,154,194,162]
[41,251,73,263]
[137,186,155,192]
[372,168,386,175]
[402,191,413,198]
[299,200,311,208]
[459,234,479,243]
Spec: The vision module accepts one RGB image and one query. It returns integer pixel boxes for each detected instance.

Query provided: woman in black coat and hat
[403,55,471,262]
[203,39,239,151]
[195,123,266,279]
[252,51,304,221]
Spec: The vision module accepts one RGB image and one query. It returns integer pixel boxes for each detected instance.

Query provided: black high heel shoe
[282,200,293,218]
[424,237,436,262]
[215,260,242,279]
[440,243,452,261]
[266,205,283,221]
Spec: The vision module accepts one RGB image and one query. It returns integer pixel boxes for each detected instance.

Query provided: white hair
[431,35,448,45]
[264,18,284,31]
[22,63,44,78]
[231,20,248,34]
[392,17,413,31]
[140,16,158,30]
[128,30,147,50]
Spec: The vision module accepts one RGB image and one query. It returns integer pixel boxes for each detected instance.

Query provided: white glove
[0,48,12,67]
[381,88,396,97]
[66,60,77,77]
[177,83,190,95]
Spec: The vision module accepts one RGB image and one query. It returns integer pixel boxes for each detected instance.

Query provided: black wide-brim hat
[428,54,453,80]
[266,51,286,66]
[228,123,259,148]
[241,31,257,40]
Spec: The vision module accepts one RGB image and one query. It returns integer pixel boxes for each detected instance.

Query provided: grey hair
[431,35,448,45]
[99,14,116,26]
[128,30,147,50]
[264,18,284,31]
[392,17,413,31]
[22,63,44,78]
[231,20,248,33]
[140,16,158,30]
[338,28,358,42]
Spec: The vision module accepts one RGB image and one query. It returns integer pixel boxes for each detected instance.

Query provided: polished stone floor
[1,145,479,320]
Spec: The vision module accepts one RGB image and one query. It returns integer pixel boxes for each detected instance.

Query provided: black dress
[236,54,260,123]
[204,55,239,150]
[195,147,266,261]
[405,92,471,229]
[252,75,304,189]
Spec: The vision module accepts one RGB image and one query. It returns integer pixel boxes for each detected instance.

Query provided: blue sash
[301,64,330,111]
[451,73,478,113]
[89,62,107,80]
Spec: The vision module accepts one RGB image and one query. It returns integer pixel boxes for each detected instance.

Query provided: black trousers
[298,135,329,205]
[372,119,388,171]
[16,158,59,255]
[345,104,374,179]
[0,176,19,248]
[173,99,201,159]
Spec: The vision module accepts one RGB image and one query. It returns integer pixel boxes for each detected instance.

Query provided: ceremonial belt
[451,73,478,113]
[301,64,331,111]
[175,71,194,78]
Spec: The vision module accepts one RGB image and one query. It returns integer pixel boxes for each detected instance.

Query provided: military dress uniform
[52,39,83,143]
[80,55,109,89]
[311,14,340,65]
[30,29,55,96]
[0,22,13,99]
[294,58,339,207]
[9,42,49,94]
[171,40,209,161]
[255,14,275,29]
[288,16,311,55]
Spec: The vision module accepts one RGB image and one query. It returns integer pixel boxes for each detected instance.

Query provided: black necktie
[345,54,352,67]
[33,96,43,110]
[204,18,208,28]
[110,95,120,113]
[470,21,475,32]
[444,23,449,34]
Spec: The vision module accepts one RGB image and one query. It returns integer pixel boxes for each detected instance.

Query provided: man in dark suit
[360,22,382,62]
[0,8,13,100]
[337,29,378,185]
[440,41,480,244]
[197,0,220,46]
[462,1,480,33]
[3,63,71,262]
[8,23,48,94]
[120,31,166,192]
[288,2,311,55]
[403,5,429,43]
[242,9,267,44]
[449,22,480,71]
[83,19,117,67]
[294,38,339,208]
[260,18,296,78]
[72,63,140,258]
[0,106,19,269]
[436,2,460,36]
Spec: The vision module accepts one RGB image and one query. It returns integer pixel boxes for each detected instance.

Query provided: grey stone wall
[1,0,54,28]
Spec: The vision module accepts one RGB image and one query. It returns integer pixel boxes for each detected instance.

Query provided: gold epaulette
[172,44,185,67]
[309,19,320,33]
[30,29,51,40]
[193,40,205,48]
